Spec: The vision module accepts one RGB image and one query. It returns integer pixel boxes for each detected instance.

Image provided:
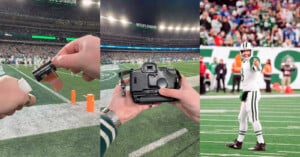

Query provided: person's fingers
[55,40,79,56]
[16,104,23,110]
[25,94,36,106]
[180,74,188,86]
[159,88,181,99]
[51,54,80,69]
[6,110,15,116]
[71,68,81,74]
[0,114,6,119]
[118,78,130,85]
[82,73,94,82]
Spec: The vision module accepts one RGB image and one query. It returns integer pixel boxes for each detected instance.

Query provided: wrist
[101,108,122,127]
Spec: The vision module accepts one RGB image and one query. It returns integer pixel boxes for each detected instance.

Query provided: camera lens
[157,78,168,88]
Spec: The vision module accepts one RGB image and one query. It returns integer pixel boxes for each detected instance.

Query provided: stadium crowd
[101,51,198,64]
[0,43,59,64]
[200,0,300,47]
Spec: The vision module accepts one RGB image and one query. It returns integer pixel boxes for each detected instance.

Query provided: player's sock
[237,130,246,142]
[253,121,264,143]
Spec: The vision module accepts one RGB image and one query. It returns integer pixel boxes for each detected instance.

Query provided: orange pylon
[71,90,76,105]
[86,94,94,112]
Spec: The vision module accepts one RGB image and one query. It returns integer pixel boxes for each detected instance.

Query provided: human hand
[52,35,100,81]
[253,59,259,67]
[106,78,159,124]
[159,75,200,122]
[0,76,36,119]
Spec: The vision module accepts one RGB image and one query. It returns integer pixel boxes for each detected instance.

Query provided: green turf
[104,103,199,157]
[3,64,99,105]
[202,90,300,96]
[0,126,99,157]
[102,61,199,156]
[100,61,198,90]
[200,97,300,157]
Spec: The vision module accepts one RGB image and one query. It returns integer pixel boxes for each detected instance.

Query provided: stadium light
[82,0,93,7]
[120,17,130,26]
[175,26,181,32]
[167,26,174,31]
[183,26,189,32]
[98,1,100,7]
[158,24,166,31]
[107,15,117,23]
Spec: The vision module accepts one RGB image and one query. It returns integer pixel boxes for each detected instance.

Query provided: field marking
[201,114,300,119]
[128,128,188,157]
[201,124,300,130]
[200,153,283,157]
[278,151,300,154]
[201,110,300,114]
[201,119,300,123]
[201,140,300,147]
[9,65,70,103]
[100,71,117,82]
[57,71,81,78]
[201,94,300,99]
[200,131,300,137]
[0,101,100,140]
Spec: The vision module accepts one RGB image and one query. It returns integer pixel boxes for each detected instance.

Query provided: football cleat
[226,139,243,149]
[248,142,266,151]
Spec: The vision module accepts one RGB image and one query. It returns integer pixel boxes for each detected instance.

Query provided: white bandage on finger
[18,78,32,93]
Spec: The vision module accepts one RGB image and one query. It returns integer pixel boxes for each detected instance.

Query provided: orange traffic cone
[86,94,95,112]
[71,90,76,105]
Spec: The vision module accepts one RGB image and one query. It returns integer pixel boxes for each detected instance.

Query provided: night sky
[101,0,199,26]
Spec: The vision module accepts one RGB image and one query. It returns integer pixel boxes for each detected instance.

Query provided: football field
[0,64,99,156]
[200,95,300,157]
[101,61,200,157]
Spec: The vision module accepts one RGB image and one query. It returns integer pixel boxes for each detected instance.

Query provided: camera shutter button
[157,78,168,88]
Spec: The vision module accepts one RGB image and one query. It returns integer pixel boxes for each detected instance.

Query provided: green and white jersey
[241,57,262,91]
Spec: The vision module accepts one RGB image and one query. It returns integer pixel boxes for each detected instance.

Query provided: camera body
[129,62,181,104]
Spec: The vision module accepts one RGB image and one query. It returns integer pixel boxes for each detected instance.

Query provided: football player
[226,42,266,151]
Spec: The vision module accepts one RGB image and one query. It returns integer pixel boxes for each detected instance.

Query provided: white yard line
[201,114,300,119]
[9,65,70,103]
[57,71,81,78]
[100,71,117,82]
[201,119,300,123]
[201,94,300,99]
[128,128,188,157]
[0,100,100,140]
[200,131,300,137]
[200,153,283,157]
[201,140,300,147]
[201,124,300,130]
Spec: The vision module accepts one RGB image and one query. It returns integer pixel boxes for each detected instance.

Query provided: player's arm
[250,57,262,72]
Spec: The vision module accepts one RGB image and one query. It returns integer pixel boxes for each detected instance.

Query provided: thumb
[159,88,181,99]
[52,54,79,69]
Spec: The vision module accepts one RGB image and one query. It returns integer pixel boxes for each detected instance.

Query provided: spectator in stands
[281,57,296,92]
[215,58,227,93]
[231,54,242,93]
[221,16,231,35]
[200,56,207,94]
[200,0,300,47]
[262,59,272,93]
[0,76,36,119]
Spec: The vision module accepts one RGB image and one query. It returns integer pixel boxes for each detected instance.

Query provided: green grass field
[200,97,300,157]
[0,64,99,156]
[2,64,99,105]
[101,61,199,157]
[100,61,198,90]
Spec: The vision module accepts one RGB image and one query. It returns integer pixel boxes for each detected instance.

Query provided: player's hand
[106,78,159,123]
[159,75,200,122]
[0,76,36,119]
[52,35,100,81]
[253,59,259,67]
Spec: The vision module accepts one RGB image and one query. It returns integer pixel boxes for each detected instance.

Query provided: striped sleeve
[100,115,118,157]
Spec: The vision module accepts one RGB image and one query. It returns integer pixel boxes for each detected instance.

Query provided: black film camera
[119,62,181,104]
